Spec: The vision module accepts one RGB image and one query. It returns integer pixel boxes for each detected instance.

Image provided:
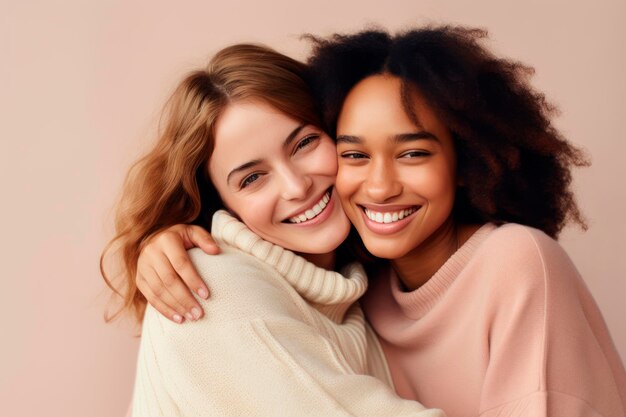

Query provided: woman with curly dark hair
[132,27,626,416]
[305,26,625,417]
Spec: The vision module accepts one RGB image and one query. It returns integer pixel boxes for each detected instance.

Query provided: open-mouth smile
[363,206,419,224]
[358,204,421,235]
[284,188,333,224]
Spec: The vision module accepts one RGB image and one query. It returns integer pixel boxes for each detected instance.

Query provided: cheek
[335,163,356,199]
[223,192,276,232]
[307,140,338,176]
[434,161,457,199]
[335,164,362,220]
[417,166,457,212]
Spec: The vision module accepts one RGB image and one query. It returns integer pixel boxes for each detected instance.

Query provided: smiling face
[335,75,458,259]
[208,100,350,255]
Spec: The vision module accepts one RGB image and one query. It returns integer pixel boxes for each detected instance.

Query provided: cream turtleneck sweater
[131,210,444,417]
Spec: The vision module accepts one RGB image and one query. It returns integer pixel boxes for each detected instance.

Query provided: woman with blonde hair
[101,43,443,416]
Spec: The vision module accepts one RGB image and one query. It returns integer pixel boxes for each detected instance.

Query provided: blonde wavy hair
[100,44,321,323]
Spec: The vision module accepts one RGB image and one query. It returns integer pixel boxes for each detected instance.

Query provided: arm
[136,224,219,323]
[479,227,625,417]
[132,248,445,417]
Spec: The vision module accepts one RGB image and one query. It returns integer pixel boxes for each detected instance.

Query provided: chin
[361,239,412,260]
[364,247,398,260]
[294,230,349,255]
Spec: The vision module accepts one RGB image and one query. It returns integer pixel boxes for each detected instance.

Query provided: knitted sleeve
[478,226,626,417]
[131,248,444,417]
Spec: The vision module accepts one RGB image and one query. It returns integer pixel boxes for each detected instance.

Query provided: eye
[294,134,320,153]
[400,150,431,158]
[240,173,261,189]
[340,152,368,159]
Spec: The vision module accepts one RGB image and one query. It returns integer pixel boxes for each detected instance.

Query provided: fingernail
[173,314,183,323]
[185,312,194,321]
[191,307,202,320]
[198,288,209,299]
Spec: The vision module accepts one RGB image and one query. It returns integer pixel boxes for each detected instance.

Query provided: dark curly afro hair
[305,26,589,238]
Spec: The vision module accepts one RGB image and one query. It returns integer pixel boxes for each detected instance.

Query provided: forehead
[337,74,443,136]
[337,75,410,133]
[213,100,299,154]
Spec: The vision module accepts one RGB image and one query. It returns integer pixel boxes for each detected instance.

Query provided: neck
[392,220,483,291]
[301,251,336,271]
[391,218,459,292]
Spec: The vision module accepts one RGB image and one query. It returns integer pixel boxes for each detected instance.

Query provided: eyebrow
[336,131,439,144]
[283,124,307,149]
[393,132,440,143]
[226,124,307,185]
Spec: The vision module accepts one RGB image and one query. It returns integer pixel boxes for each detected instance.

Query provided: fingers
[137,246,204,322]
[156,229,211,301]
[134,224,220,324]
[150,249,205,320]
[183,225,220,255]
[138,273,185,324]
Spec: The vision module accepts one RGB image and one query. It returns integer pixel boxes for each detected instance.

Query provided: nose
[364,159,402,202]
[278,163,312,201]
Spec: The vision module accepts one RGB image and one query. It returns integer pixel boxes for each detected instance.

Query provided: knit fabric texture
[131,210,444,417]
[363,223,626,417]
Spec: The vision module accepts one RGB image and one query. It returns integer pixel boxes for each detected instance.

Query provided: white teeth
[364,207,418,224]
[288,191,331,224]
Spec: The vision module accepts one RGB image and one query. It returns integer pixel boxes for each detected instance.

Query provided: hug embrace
[101,25,626,417]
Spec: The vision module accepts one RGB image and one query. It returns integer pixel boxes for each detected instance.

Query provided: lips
[284,188,332,224]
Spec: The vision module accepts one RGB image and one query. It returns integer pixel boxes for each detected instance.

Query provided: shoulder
[471,223,582,302]
[187,246,272,278]
[475,227,626,415]
[187,246,287,294]
[141,248,313,353]
[477,223,575,275]
[173,247,310,323]
[482,223,562,258]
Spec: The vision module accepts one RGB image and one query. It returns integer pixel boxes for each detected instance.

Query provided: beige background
[2,0,624,416]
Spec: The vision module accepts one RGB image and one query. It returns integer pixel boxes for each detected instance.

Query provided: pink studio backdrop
[2,1,624,416]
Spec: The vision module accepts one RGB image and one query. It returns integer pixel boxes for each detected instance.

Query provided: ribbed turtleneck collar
[211,210,367,310]
[389,223,497,320]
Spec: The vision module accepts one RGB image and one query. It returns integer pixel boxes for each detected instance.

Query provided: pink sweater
[362,223,626,417]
